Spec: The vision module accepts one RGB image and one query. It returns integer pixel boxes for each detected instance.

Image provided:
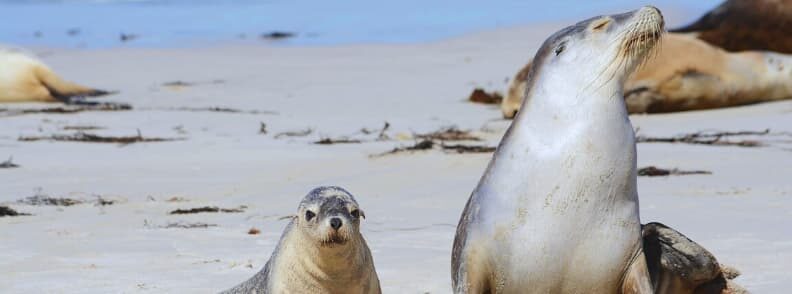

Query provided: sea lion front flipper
[642,222,747,294]
[621,249,654,294]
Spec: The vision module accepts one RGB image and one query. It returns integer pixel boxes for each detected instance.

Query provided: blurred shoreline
[0,0,720,49]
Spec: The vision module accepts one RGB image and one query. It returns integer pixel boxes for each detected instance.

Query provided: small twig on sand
[274,128,313,139]
[0,157,19,168]
[638,166,712,177]
[259,122,268,134]
[18,130,182,145]
[636,129,769,147]
[377,122,391,141]
[169,206,247,215]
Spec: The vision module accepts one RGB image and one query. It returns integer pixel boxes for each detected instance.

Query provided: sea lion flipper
[641,222,744,294]
[621,250,654,294]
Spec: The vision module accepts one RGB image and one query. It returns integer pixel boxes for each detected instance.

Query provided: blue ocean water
[0,0,721,48]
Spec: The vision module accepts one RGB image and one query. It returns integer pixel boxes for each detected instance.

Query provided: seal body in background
[452,6,663,293]
[221,186,381,294]
[501,33,792,117]
[0,47,110,103]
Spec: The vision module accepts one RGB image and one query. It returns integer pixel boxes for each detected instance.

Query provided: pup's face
[297,187,365,248]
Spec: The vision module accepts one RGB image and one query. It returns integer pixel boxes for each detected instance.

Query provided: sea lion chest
[471,108,642,292]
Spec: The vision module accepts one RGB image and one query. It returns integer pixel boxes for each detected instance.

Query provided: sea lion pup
[671,0,792,54]
[0,47,111,103]
[222,186,381,294]
[501,33,792,117]
[452,7,662,293]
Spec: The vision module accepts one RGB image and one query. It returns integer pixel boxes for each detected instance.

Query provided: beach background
[1,0,791,293]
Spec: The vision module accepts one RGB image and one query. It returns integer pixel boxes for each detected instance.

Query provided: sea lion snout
[330,217,343,230]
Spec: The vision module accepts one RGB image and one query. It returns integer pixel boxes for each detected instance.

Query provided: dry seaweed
[0,157,19,168]
[19,130,182,145]
[416,127,480,141]
[169,206,246,215]
[18,194,83,206]
[636,129,769,147]
[274,128,313,139]
[162,79,225,87]
[161,222,218,229]
[638,166,712,177]
[468,88,503,104]
[372,140,435,157]
[152,106,276,115]
[63,125,105,131]
[442,144,496,154]
[314,137,362,145]
[0,206,30,217]
[248,227,261,235]
[0,103,132,117]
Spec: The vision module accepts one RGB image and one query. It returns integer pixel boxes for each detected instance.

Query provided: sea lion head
[503,6,664,118]
[296,186,366,248]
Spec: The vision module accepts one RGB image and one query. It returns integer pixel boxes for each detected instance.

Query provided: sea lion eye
[351,209,360,218]
[305,210,316,221]
[554,44,565,56]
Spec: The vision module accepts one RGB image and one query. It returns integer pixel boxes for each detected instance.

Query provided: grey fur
[221,186,379,294]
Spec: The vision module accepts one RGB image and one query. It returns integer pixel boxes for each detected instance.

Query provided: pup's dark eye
[554,44,565,56]
[351,209,360,218]
[305,210,315,221]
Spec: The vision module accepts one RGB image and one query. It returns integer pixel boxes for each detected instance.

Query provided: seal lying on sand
[671,0,792,54]
[501,33,792,117]
[453,6,662,293]
[222,186,381,294]
[0,47,111,103]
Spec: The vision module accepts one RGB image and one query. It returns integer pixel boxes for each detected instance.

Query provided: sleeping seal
[501,33,792,116]
[452,6,663,293]
[222,186,381,294]
[0,47,111,103]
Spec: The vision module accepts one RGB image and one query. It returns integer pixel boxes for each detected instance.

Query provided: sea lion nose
[330,218,342,230]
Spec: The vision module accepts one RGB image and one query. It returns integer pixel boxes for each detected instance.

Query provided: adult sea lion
[501,33,792,117]
[222,186,381,294]
[671,0,792,54]
[453,6,663,293]
[0,47,111,103]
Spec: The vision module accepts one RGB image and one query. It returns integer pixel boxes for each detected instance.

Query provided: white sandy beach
[1,21,791,293]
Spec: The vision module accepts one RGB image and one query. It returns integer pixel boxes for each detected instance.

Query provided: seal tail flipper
[33,65,115,103]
